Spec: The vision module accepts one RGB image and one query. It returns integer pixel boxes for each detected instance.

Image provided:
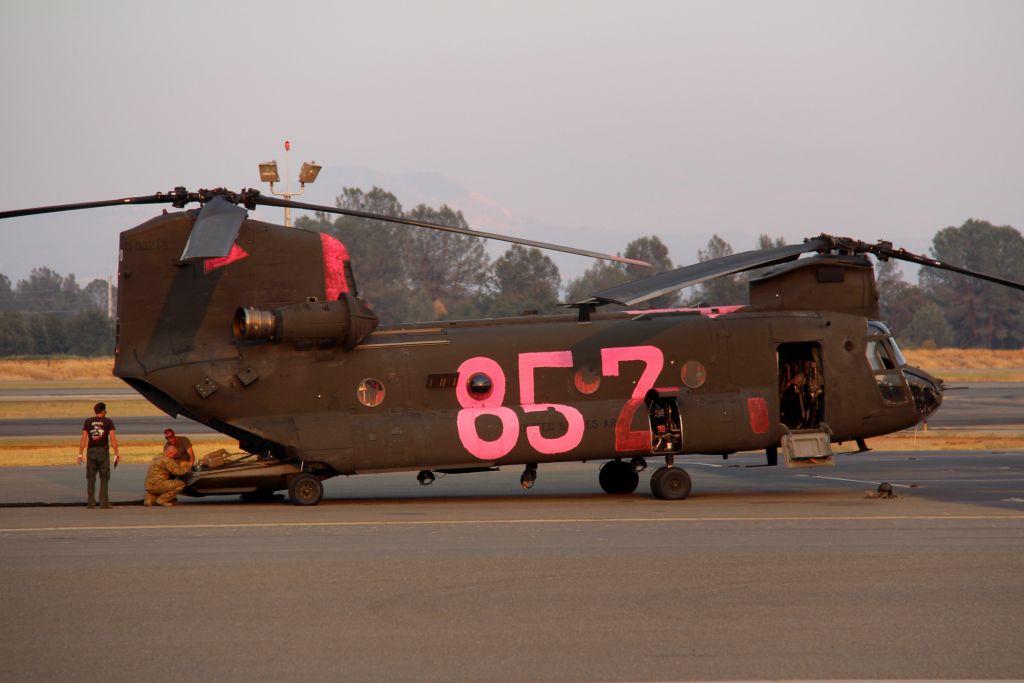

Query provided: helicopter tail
[113,210,373,424]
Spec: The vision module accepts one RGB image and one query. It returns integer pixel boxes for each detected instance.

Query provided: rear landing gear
[598,459,639,494]
[288,473,324,506]
[520,463,537,490]
[650,466,691,500]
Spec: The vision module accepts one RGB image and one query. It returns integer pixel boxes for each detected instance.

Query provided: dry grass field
[903,348,1024,368]
[0,358,117,382]
[903,348,1024,381]
[2,400,162,419]
[0,438,241,467]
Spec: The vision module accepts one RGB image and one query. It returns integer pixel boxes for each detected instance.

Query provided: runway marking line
[798,475,914,488]
[2,514,1024,533]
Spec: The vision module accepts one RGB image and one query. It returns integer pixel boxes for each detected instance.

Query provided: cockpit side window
[867,320,908,366]
[866,338,896,371]
[888,335,908,367]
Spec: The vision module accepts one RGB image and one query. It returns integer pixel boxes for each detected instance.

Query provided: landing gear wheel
[650,466,691,500]
[649,466,667,495]
[288,473,323,506]
[598,459,639,495]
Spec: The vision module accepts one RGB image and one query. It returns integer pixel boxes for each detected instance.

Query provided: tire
[288,473,324,506]
[649,466,667,498]
[650,466,691,500]
[598,460,639,495]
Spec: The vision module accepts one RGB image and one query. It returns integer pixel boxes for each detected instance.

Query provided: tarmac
[2,450,1023,682]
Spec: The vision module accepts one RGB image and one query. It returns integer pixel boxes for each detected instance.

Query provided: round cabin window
[357,378,385,407]
[573,367,601,395]
[681,361,707,389]
[467,373,493,400]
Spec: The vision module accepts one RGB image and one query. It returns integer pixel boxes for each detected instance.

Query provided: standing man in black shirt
[77,402,120,509]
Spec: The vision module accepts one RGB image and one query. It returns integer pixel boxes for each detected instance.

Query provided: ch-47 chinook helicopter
[4,186,1023,505]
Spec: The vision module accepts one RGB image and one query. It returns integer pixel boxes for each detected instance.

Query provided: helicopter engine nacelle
[233,292,378,351]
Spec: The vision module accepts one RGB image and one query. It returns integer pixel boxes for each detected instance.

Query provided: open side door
[777,342,833,467]
[646,391,682,454]
[778,342,825,430]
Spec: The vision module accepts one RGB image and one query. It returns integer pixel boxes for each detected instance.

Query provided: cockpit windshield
[867,321,908,366]
[888,335,908,366]
[866,321,909,404]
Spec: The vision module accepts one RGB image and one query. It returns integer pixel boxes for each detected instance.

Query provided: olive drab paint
[7,188,1004,505]
[110,209,946,504]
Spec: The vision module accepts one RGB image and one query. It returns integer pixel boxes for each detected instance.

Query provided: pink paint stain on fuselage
[319,233,351,301]
[203,244,249,274]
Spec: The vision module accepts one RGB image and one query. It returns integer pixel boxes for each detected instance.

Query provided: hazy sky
[1,0,1021,286]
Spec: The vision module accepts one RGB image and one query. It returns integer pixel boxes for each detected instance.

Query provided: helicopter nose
[903,365,944,420]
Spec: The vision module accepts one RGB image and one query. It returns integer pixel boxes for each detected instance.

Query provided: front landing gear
[598,459,639,494]
[650,465,691,500]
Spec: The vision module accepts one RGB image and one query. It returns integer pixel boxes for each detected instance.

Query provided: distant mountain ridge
[304,165,517,232]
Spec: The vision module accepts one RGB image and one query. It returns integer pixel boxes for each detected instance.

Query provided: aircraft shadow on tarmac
[2,451,1022,512]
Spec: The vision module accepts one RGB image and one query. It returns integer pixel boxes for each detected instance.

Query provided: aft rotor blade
[180,196,248,260]
[0,193,179,220]
[254,194,651,268]
[580,238,830,307]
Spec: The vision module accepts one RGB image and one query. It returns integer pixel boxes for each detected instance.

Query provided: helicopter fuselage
[113,211,935,484]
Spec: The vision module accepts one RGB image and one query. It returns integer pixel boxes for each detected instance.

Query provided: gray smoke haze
[1,0,1021,285]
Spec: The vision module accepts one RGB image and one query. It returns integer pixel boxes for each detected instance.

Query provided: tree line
[0,269,116,356]
[300,192,1024,349]
[607,218,1024,349]
[294,187,687,323]
[2,184,1020,356]
[648,218,1024,349]
[875,219,1024,348]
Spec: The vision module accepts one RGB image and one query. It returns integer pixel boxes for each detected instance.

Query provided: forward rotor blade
[180,196,248,260]
[0,193,179,219]
[254,194,651,268]
[580,238,830,307]
[827,236,1024,292]
[909,255,1024,291]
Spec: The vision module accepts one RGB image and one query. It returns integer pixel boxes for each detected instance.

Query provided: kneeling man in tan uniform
[144,444,192,507]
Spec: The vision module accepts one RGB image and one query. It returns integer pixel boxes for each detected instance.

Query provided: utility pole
[258,141,322,227]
